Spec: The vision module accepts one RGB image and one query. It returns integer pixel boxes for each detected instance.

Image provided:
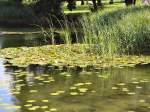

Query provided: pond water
[0,27,83,49]
[0,27,60,49]
[0,58,149,112]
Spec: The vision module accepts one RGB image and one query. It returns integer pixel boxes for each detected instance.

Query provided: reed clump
[81,6,150,55]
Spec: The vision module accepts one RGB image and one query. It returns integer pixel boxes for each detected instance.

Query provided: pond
[0,27,84,49]
[0,27,63,49]
[0,58,149,112]
[0,27,150,112]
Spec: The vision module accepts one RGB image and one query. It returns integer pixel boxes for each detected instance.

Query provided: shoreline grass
[81,6,150,55]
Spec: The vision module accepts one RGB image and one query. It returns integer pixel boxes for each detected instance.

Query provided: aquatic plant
[1,44,150,68]
[81,6,150,55]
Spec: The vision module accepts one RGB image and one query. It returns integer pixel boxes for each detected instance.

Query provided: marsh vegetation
[0,0,150,112]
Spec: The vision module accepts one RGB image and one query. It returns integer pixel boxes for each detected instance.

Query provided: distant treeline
[10,0,137,16]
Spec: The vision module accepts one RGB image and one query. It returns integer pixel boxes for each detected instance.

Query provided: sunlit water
[0,58,149,112]
[0,59,18,112]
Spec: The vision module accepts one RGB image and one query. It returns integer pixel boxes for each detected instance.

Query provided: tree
[97,0,102,6]
[125,0,136,6]
[81,0,84,5]
[33,0,62,17]
[92,0,97,11]
[109,0,114,4]
[66,0,76,11]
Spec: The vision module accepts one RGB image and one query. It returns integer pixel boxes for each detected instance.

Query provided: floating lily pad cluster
[0,44,150,69]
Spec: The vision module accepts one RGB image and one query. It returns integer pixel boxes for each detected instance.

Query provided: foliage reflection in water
[0,60,150,112]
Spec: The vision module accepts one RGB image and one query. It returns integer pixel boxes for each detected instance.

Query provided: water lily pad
[50,108,58,111]
[111,87,118,90]
[85,82,92,85]
[139,99,146,103]
[98,75,108,78]
[127,92,136,95]
[50,92,60,96]
[41,106,48,109]
[65,74,72,77]
[117,83,126,86]
[74,83,84,86]
[57,91,65,94]
[78,88,88,93]
[136,86,142,89]
[122,88,129,92]
[140,79,149,83]
[91,90,96,93]
[43,80,51,83]
[24,104,32,107]
[28,107,38,110]
[132,81,139,84]
[70,92,79,96]
[41,100,49,102]
[69,86,77,90]
[29,90,38,93]
[26,100,36,103]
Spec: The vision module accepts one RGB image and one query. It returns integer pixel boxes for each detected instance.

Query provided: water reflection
[0,59,18,112]
[0,33,52,49]
[0,27,54,49]
[0,59,150,112]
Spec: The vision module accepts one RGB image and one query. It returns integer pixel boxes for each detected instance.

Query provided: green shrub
[82,6,150,55]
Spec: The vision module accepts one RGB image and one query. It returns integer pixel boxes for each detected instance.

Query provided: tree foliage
[33,0,62,17]
[12,0,23,5]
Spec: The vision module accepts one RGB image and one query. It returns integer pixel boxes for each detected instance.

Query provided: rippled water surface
[0,58,149,112]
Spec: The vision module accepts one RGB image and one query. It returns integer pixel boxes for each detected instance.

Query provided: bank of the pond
[82,6,150,54]
[0,44,150,69]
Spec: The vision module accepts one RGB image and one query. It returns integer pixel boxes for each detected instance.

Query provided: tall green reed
[81,6,150,56]
[40,6,150,57]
